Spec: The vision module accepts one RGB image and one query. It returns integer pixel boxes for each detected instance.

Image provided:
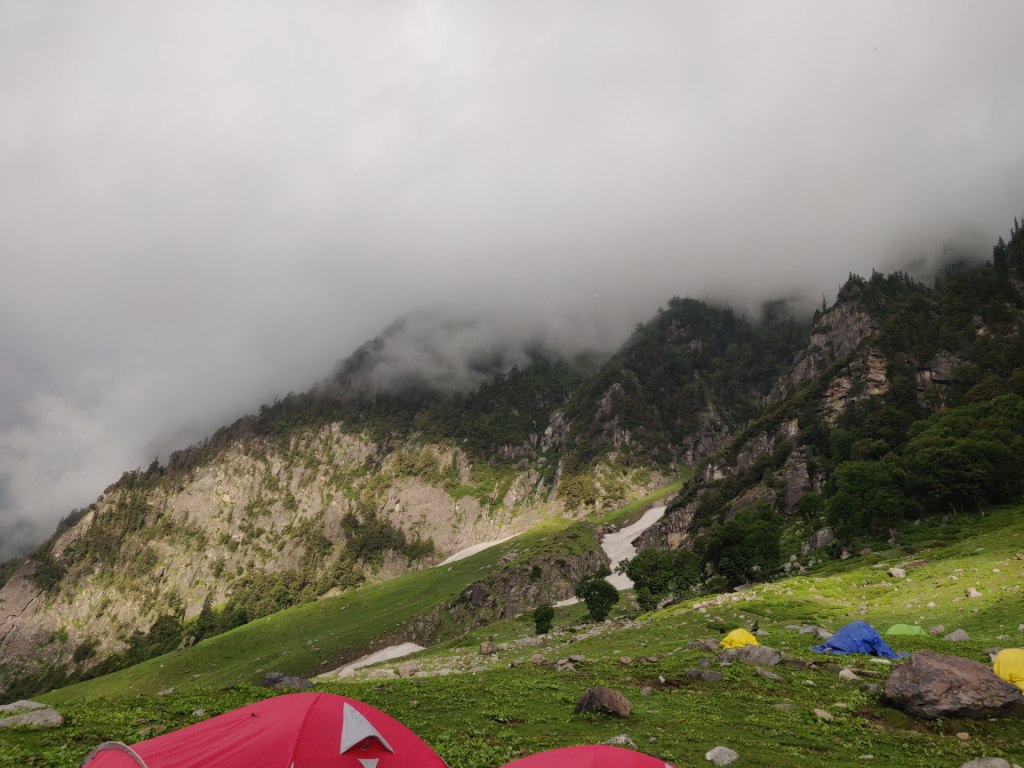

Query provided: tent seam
[287,692,324,768]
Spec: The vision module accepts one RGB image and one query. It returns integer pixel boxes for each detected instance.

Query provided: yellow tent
[720,628,760,649]
[993,648,1024,692]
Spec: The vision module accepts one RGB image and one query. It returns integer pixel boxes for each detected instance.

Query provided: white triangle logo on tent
[358,760,379,768]
[340,702,394,754]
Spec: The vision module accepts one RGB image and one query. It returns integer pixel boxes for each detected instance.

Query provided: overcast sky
[3,1,1024,559]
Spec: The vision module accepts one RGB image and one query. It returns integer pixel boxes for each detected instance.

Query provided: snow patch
[555,505,667,606]
[437,534,519,566]
[317,642,425,679]
[603,505,666,590]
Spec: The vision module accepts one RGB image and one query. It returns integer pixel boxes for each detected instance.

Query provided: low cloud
[2,1,1024,559]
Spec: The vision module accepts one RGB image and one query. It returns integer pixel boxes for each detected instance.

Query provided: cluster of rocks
[263,671,313,689]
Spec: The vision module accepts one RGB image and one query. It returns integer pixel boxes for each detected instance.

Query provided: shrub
[533,603,554,635]
[574,576,619,622]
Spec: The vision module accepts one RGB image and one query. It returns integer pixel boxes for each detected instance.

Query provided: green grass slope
[4,499,1024,768]
[32,516,600,705]
[31,480,687,705]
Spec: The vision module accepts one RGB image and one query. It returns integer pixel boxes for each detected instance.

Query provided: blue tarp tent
[811,620,907,659]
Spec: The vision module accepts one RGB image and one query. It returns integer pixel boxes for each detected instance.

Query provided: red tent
[502,745,674,768]
[79,692,448,768]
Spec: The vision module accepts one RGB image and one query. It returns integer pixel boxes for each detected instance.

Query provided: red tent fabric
[502,745,674,768]
[80,692,447,768]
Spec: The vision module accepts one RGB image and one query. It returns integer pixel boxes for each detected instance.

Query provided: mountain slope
[6,501,1024,768]
[5,219,1024,700]
[637,255,1024,585]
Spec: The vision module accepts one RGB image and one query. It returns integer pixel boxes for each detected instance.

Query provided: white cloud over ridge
[2,1,1024,557]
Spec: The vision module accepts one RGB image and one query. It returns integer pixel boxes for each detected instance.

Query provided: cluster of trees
[560,298,809,473]
[616,548,702,611]
[340,511,435,564]
[618,504,781,606]
[574,571,620,621]
[808,394,1024,542]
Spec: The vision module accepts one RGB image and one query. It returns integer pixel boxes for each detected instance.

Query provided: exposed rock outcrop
[769,301,876,404]
[916,353,960,389]
[406,547,609,644]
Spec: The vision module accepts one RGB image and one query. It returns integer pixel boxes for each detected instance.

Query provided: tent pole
[78,741,149,768]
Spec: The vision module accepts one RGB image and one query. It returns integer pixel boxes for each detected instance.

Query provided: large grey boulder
[0,700,47,714]
[883,651,1024,719]
[0,707,64,729]
[705,746,739,765]
[686,638,720,653]
[799,625,833,641]
[800,527,834,556]
[575,687,632,717]
[718,644,782,667]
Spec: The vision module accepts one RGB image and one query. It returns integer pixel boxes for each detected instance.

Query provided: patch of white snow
[603,506,666,590]
[437,534,519,566]
[316,642,425,679]
[555,505,668,605]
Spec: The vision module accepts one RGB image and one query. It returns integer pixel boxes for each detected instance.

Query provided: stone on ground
[0,708,64,729]
[603,734,636,748]
[882,651,1024,719]
[718,644,781,666]
[575,687,632,717]
[685,669,725,682]
[0,701,47,714]
[705,746,739,765]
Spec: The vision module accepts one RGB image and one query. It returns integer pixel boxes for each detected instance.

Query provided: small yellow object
[993,648,1024,692]
[720,628,760,649]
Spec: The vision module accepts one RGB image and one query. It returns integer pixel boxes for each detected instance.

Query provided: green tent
[885,623,928,636]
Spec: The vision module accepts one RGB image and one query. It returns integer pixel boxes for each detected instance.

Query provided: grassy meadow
[2,495,1024,767]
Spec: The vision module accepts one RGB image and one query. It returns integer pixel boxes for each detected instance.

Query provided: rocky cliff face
[408,547,610,643]
[635,289,947,553]
[0,423,584,696]
[768,300,877,404]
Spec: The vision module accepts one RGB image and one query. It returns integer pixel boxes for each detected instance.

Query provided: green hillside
[4,500,1023,768]
[29,518,590,704]
[32,482,685,705]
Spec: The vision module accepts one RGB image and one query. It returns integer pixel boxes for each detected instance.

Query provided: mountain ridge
[3,217,1024,699]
